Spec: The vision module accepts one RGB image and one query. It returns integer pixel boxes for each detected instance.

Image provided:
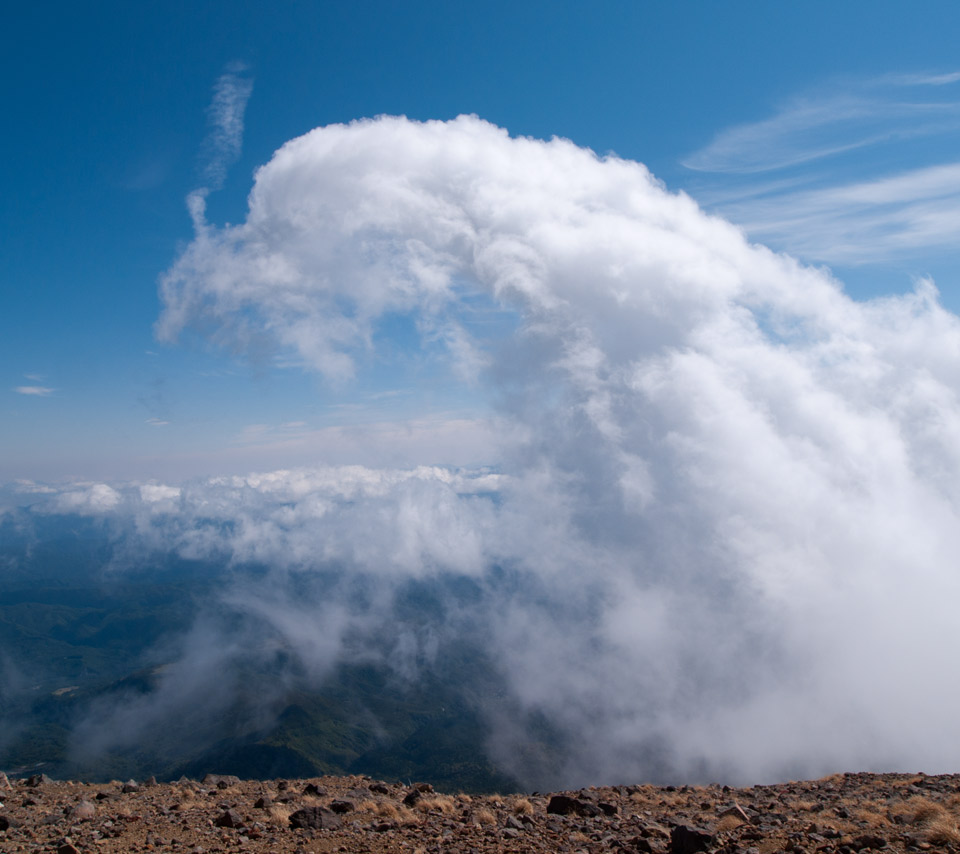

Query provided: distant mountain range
[0,511,542,791]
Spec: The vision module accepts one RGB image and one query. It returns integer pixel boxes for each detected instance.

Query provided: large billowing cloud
[63,115,960,784]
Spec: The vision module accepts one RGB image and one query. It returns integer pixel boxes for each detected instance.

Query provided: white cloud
[714,161,960,263]
[684,73,960,174]
[683,72,960,265]
[61,114,960,785]
[51,483,122,514]
[183,62,254,231]
[14,385,55,396]
[201,62,253,191]
[139,483,181,503]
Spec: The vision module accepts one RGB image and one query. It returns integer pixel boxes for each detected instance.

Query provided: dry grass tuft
[396,805,420,826]
[508,796,534,816]
[896,795,947,825]
[630,784,657,797]
[656,792,687,807]
[371,801,401,821]
[852,807,890,828]
[474,807,498,826]
[924,815,960,846]
[415,794,456,814]
[891,795,960,845]
[887,776,925,788]
[715,814,745,832]
[267,804,295,826]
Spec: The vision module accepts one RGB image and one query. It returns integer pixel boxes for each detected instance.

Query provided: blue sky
[5,0,960,481]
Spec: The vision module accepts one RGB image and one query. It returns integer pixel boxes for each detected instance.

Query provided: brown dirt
[1,770,958,853]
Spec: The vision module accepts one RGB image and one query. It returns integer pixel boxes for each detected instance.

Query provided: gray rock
[670,824,713,854]
[854,834,888,850]
[215,809,244,828]
[547,794,601,817]
[289,806,341,830]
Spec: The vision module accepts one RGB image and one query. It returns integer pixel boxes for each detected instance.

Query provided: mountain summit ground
[1,770,958,853]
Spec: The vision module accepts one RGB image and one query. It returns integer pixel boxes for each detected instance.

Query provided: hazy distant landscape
[0,509,527,790]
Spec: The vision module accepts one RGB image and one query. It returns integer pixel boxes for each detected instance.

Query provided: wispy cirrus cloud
[14,385,55,396]
[187,61,253,229]
[200,61,253,190]
[684,72,960,266]
[716,161,960,264]
[685,73,960,174]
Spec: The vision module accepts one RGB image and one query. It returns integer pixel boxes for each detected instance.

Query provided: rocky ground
[1,770,959,854]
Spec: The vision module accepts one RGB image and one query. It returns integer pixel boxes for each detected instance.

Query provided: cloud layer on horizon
[14,114,960,787]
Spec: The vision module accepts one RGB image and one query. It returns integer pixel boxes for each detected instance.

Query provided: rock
[853,834,888,850]
[57,843,80,854]
[122,780,140,793]
[215,809,244,828]
[67,800,96,821]
[402,788,422,806]
[25,773,53,787]
[203,774,241,789]
[254,796,272,809]
[289,806,341,830]
[718,803,751,823]
[547,794,601,816]
[670,824,713,854]
[368,782,390,794]
[302,783,326,796]
[0,772,10,790]
[599,801,619,816]
[329,799,355,814]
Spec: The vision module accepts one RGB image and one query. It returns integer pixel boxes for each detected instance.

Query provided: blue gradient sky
[5,0,960,481]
